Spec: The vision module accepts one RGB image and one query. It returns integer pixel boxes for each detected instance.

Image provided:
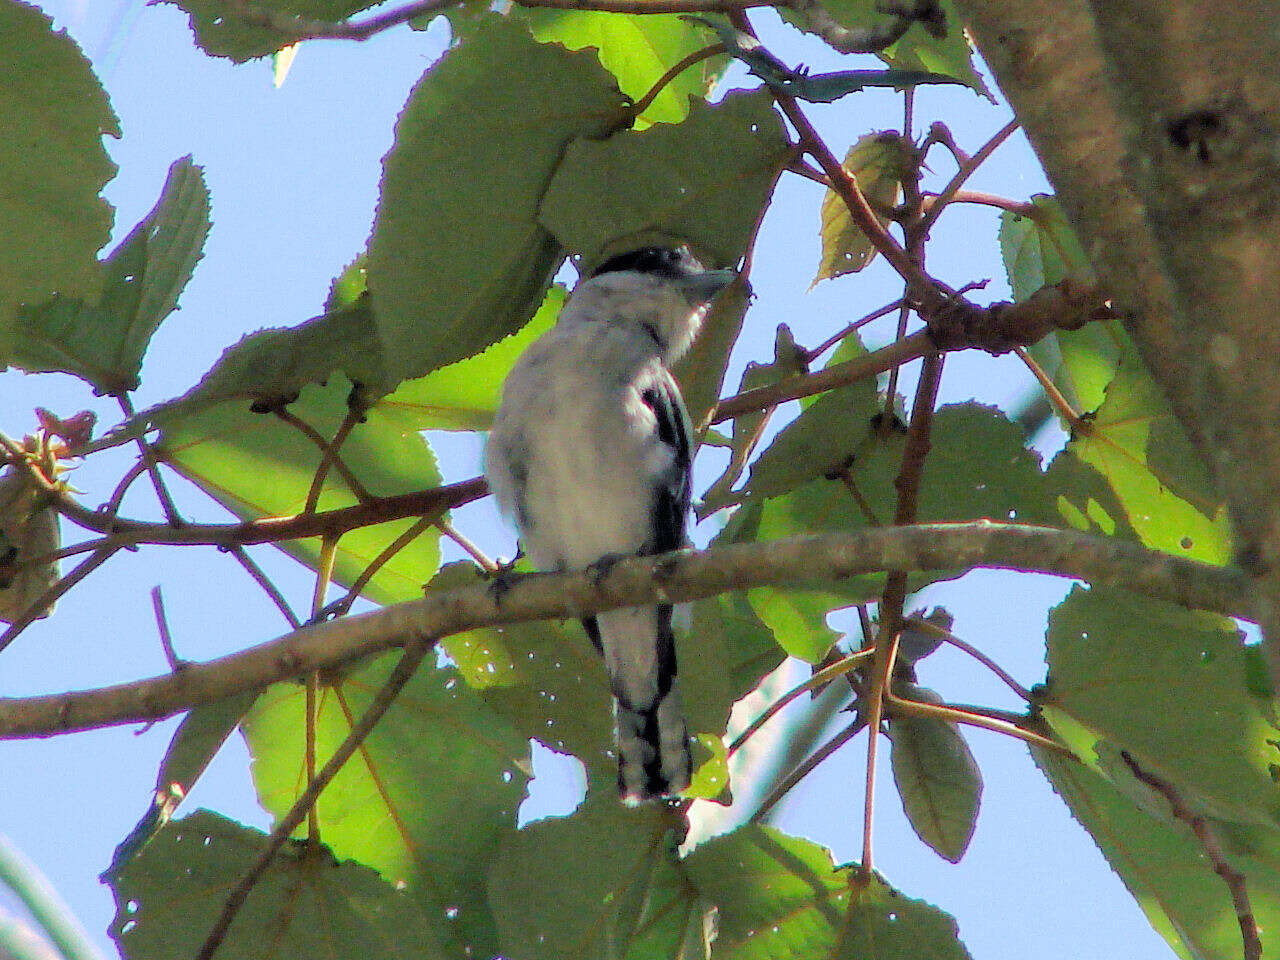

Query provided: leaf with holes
[107,809,449,959]
[814,132,913,283]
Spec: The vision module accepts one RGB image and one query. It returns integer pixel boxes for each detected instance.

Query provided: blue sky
[0,2,1173,957]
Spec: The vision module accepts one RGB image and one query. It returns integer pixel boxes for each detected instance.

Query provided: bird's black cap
[590,246,704,280]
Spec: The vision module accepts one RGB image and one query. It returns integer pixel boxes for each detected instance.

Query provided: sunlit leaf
[243,656,529,957]
[107,810,448,960]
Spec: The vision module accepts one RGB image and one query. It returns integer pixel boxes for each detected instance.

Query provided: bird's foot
[486,556,526,604]
[586,552,629,588]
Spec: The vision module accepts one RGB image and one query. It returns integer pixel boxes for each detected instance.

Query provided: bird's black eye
[591,246,703,280]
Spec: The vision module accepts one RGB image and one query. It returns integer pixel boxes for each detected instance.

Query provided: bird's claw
[486,558,525,604]
[586,553,628,588]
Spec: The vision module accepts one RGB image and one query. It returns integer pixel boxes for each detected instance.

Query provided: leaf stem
[629,43,724,121]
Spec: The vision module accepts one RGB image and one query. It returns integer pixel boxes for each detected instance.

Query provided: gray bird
[485,246,736,802]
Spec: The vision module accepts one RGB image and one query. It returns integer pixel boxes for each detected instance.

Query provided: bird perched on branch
[485,245,736,802]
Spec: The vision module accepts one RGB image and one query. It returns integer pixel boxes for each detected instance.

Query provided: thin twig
[752,718,865,822]
[273,409,371,504]
[150,586,183,672]
[803,300,904,363]
[918,118,1020,235]
[1014,346,1084,429]
[882,301,914,412]
[629,43,723,120]
[193,636,434,960]
[117,394,182,527]
[860,630,899,877]
[1119,751,1262,960]
[225,547,302,630]
[303,409,362,515]
[102,459,149,517]
[436,518,498,574]
[926,190,1036,217]
[728,650,875,756]
[887,693,1064,751]
[0,547,119,654]
[317,515,438,620]
[907,615,1033,701]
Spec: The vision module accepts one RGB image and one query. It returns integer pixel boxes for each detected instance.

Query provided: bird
[485,245,736,802]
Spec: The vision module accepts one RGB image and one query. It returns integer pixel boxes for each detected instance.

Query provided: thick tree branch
[0,523,1249,740]
[951,0,1280,673]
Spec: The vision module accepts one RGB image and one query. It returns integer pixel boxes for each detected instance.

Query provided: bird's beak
[680,269,737,305]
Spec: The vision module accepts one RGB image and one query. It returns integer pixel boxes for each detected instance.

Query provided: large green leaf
[814,132,912,283]
[1034,745,1280,960]
[1067,362,1231,564]
[538,89,790,268]
[163,0,383,61]
[487,797,696,959]
[0,0,118,361]
[242,657,529,958]
[684,824,972,959]
[368,16,627,383]
[519,11,728,127]
[674,280,751,429]
[889,685,982,864]
[155,375,442,605]
[15,157,210,393]
[1044,586,1280,829]
[107,809,448,960]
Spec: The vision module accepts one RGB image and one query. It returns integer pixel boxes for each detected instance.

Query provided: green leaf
[998,195,1121,413]
[779,0,988,97]
[368,16,627,383]
[107,810,449,960]
[814,132,912,283]
[519,11,728,127]
[15,157,211,393]
[889,685,982,863]
[0,0,119,361]
[1044,586,1280,829]
[242,657,529,957]
[684,824,972,959]
[162,0,382,61]
[538,89,791,269]
[487,797,695,960]
[377,286,564,433]
[1067,361,1231,564]
[674,280,751,429]
[155,375,442,605]
[1034,746,1280,960]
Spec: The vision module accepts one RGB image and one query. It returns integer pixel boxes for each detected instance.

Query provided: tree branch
[0,523,1249,740]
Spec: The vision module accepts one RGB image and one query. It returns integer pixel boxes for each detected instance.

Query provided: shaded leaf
[107,809,448,960]
[0,0,119,360]
[1034,745,1280,960]
[1044,586,1280,829]
[162,0,382,61]
[0,465,59,624]
[368,16,627,383]
[155,375,442,605]
[487,797,694,960]
[243,656,529,957]
[815,132,911,283]
[684,824,972,959]
[16,157,210,393]
[519,11,729,127]
[674,280,751,429]
[539,89,790,269]
[889,685,982,863]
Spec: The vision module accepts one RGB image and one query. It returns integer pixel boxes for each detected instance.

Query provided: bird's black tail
[584,605,692,803]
